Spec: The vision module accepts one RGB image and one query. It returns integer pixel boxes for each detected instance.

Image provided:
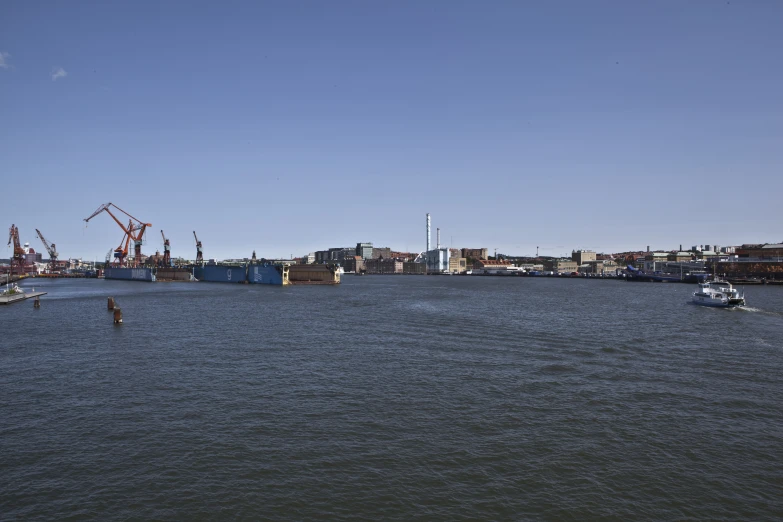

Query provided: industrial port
[4,207,783,287]
[4,202,340,286]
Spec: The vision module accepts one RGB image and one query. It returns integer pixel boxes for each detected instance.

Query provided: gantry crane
[35,228,59,273]
[193,231,203,264]
[84,203,152,268]
[7,224,25,273]
[160,230,171,267]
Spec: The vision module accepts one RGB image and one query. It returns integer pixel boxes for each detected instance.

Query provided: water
[2,276,782,520]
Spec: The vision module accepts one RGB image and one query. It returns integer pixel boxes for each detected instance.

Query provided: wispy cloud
[0,52,10,69]
[51,66,67,81]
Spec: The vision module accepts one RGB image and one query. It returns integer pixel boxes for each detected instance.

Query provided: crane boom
[193,230,203,264]
[160,230,171,266]
[7,224,25,273]
[35,228,59,272]
[84,203,152,268]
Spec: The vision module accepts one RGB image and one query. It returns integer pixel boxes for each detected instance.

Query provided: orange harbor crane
[7,224,26,274]
[193,231,203,264]
[35,228,59,273]
[84,203,152,268]
[160,230,171,267]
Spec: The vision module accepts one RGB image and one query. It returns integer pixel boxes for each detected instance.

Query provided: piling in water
[108,297,115,310]
[34,296,40,308]
[113,308,123,324]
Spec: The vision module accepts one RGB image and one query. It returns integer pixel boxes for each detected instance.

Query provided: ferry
[692,280,745,308]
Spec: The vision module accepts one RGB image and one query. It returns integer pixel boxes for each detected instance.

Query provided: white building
[425,248,450,273]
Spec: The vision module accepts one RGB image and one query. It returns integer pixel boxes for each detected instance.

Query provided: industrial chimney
[426,213,431,252]
[437,228,440,249]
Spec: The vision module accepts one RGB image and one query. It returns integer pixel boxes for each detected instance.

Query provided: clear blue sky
[2,1,781,261]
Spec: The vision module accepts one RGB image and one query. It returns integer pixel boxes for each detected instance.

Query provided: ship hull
[191,264,338,285]
[104,267,156,282]
[247,265,285,285]
[193,265,248,283]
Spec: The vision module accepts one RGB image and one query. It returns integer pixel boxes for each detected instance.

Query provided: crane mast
[35,228,59,273]
[7,224,25,274]
[193,231,203,264]
[160,230,171,267]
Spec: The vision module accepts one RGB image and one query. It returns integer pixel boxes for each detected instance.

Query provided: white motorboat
[692,280,745,307]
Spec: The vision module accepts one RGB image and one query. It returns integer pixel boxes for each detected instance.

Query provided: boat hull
[247,265,285,285]
[193,264,285,285]
[104,267,156,282]
[692,295,745,307]
[194,265,248,283]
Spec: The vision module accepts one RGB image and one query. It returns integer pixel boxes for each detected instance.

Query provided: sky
[1,1,782,261]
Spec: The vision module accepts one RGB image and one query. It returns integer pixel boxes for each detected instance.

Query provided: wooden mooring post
[33,296,40,308]
[108,297,115,310]
[113,307,123,324]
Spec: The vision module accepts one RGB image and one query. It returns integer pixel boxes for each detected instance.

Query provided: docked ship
[194,262,340,285]
[104,267,156,282]
[102,263,340,285]
[624,265,708,283]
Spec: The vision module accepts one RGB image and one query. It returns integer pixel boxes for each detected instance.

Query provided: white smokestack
[437,228,440,249]
[426,213,431,252]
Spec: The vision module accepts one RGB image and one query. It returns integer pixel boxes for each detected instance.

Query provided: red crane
[160,230,171,267]
[7,224,25,274]
[35,228,59,273]
[193,231,203,264]
[84,203,152,268]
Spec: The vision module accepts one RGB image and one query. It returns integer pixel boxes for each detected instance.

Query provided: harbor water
[1,277,782,519]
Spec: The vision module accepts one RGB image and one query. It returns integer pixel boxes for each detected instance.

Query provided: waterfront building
[403,261,426,274]
[330,247,354,261]
[314,250,330,264]
[371,247,392,260]
[342,256,365,273]
[571,250,596,264]
[314,247,354,264]
[356,242,373,260]
[543,259,579,274]
[736,243,783,258]
[426,248,450,273]
[448,257,467,274]
[643,253,669,271]
[473,259,510,269]
[696,250,720,260]
[517,263,544,272]
[579,260,619,276]
[667,252,693,262]
[461,248,488,261]
[365,259,403,274]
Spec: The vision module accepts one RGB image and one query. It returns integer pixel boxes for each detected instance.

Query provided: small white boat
[692,280,745,307]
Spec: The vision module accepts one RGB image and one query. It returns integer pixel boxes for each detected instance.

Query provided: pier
[0,291,48,305]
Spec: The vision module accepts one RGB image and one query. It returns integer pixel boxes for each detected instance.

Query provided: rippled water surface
[2,276,782,519]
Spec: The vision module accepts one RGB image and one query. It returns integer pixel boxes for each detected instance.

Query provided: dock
[0,291,47,305]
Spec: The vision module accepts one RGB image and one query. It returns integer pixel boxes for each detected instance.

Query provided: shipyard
[4,210,782,293]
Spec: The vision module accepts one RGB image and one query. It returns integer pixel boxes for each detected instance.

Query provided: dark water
[2,276,782,520]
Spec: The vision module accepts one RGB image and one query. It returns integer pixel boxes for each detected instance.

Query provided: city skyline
[2,2,782,260]
[5,216,777,264]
